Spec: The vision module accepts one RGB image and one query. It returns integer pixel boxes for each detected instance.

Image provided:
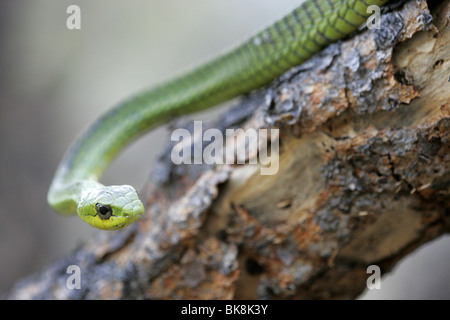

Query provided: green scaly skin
[48,0,388,230]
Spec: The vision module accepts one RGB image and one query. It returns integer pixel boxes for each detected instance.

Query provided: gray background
[0,0,448,299]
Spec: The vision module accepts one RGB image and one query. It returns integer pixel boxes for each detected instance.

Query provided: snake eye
[95,203,112,220]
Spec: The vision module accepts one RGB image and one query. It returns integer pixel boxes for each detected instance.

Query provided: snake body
[48,0,388,230]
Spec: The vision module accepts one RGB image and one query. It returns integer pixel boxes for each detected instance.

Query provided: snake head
[77,185,144,230]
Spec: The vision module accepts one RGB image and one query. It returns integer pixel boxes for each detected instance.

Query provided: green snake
[48,0,388,230]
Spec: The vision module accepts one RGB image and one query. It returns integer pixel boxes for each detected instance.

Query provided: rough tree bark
[8,0,449,299]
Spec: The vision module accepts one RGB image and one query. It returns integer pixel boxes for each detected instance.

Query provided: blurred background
[0,0,448,299]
